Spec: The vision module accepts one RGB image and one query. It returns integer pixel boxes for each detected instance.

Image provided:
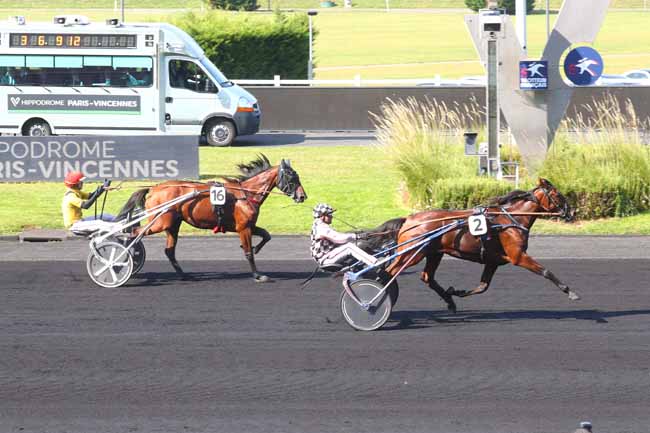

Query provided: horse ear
[537,177,546,187]
[286,159,292,167]
[280,159,287,168]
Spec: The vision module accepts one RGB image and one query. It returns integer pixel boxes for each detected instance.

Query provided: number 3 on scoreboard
[210,185,226,205]
[468,215,488,236]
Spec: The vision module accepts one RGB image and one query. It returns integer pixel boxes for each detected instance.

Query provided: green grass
[0,146,407,235]
[7,9,650,79]
[314,10,650,79]
[1,0,204,8]
[3,145,650,235]
[535,213,650,235]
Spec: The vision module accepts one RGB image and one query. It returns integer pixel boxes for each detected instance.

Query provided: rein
[367,210,563,238]
[128,182,288,197]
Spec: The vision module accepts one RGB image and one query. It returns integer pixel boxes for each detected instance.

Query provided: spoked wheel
[87,240,134,288]
[340,279,393,331]
[119,238,146,275]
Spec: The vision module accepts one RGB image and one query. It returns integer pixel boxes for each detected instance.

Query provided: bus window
[0,55,24,86]
[112,56,152,87]
[0,68,16,85]
[169,59,217,93]
[0,55,152,87]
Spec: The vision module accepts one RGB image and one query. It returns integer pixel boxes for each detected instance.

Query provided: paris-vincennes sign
[0,135,198,182]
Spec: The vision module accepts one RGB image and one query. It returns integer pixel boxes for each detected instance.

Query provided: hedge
[171,11,311,79]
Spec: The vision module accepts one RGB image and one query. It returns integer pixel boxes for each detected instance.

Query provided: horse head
[535,178,574,222]
[277,159,307,203]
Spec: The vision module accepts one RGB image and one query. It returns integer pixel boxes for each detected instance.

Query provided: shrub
[465,0,535,13]
[171,11,310,79]
[539,95,650,218]
[208,0,259,11]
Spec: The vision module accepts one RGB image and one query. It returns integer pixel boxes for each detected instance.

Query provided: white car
[595,74,639,86]
[459,75,487,86]
[623,69,650,85]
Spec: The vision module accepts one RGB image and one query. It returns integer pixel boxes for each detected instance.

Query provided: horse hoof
[568,291,580,301]
[447,302,457,314]
[254,275,272,283]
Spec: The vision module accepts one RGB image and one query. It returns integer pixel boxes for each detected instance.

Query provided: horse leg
[239,227,271,283]
[507,252,580,300]
[421,253,457,313]
[448,262,499,298]
[252,226,271,255]
[164,218,186,277]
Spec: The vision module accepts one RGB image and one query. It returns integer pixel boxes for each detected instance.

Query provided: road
[234,132,376,147]
[1,237,649,433]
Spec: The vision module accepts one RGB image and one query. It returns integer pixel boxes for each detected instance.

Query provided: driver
[61,170,112,229]
[310,203,377,268]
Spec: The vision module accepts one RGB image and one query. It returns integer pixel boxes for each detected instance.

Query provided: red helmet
[64,171,86,187]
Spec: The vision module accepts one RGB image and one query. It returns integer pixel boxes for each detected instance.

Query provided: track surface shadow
[384,308,650,330]
[132,270,328,286]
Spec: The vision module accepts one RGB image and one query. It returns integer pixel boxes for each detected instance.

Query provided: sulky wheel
[130,240,146,275]
[365,269,399,306]
[119,238,146,275]
[87,240,134,288]
[340,279,392,331]
[387,280,399,306]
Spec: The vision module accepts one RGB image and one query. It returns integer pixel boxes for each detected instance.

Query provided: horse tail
[357,217,406,252]
[115,188,149,221]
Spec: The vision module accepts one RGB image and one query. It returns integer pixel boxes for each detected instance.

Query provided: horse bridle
[277,165,301,199]
[536,186,570,219]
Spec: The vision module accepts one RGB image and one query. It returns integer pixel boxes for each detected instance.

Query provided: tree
[499,0,535,14]
[208,0,259,11]
[465,0,486,11]
[465,0,535,14]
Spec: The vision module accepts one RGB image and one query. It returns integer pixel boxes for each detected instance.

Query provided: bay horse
[369,178,579,313]
[116,155,306,282]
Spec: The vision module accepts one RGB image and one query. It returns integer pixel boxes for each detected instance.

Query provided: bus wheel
[205,119,235,147]
[24,119,52,137]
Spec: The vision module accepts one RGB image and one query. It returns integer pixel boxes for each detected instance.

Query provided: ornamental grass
[372,97,513,210]
[375,94,650,218]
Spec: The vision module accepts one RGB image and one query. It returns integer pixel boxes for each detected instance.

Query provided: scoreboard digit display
[9,33,137,49]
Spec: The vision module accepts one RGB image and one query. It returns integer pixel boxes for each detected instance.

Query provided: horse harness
[454,205,531,262]
[209,165,300,233]
[464,186,566,260]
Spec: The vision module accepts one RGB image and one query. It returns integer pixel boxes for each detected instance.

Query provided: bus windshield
[200,57,232,88]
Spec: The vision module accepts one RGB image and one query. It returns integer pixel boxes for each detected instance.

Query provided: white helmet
[313,203,335,218]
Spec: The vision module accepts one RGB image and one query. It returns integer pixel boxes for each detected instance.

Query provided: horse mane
[220,154,272,182]
[490,189,536,206]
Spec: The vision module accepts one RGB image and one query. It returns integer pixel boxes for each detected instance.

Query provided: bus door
[164,58,221,134]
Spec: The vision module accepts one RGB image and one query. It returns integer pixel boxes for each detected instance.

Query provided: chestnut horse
[372,178,578,313]
[117,155,306,282]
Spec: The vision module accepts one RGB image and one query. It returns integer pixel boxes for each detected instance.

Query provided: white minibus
[0,15,260,146]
